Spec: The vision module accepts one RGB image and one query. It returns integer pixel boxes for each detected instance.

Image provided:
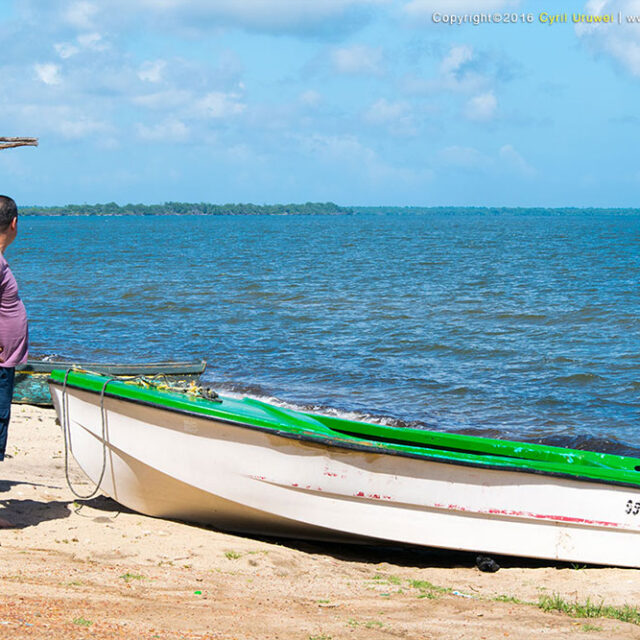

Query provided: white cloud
[465,91,497,121]
[195,92,246,119]
[331,45,383,75]
[131,59,248,126]
[297,133,433,185]
[440,45,493,94]
[58,116,111,139]
[499,144,535,177]
[77,32,107,51]
[440,45,473,75]
[138,60,167,83]
[293,133,374,163]
[606,37,640,76]
[109,0,387,36]
[53,32,108,64]
[21,0,386,40]
[136,0,381,12]
[54,42,80,59]
[576,0,640,77]
[133,90,192,110]
[364,98,417,135]
[137,118,190,142]
[437,144,534,178]
[65,1,99,29]
[403,0,519,16]
[404,45,490,95]
[585,0,611,11]
[365,98,408,124]
[11,103,112,140]
[34,63,62,85]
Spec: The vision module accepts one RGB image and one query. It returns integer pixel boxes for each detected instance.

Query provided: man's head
[0,196,17,232]
[0,196,18,251]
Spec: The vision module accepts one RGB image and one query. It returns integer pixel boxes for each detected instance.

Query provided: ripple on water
[17,211,640,456]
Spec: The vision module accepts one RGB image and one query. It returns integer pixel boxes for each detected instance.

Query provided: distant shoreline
[20,202,353,216]
[19,202,640,216]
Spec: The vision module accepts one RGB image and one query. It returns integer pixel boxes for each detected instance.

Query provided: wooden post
[0,137,38,150]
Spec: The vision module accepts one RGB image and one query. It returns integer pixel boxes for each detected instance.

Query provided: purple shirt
[0,253,28,367]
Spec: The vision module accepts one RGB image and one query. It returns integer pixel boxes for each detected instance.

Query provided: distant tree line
[20,202,640,216]
[351,206,640,215]
[20,201,354,216]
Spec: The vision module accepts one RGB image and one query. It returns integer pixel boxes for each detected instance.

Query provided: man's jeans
[0,367,15,461]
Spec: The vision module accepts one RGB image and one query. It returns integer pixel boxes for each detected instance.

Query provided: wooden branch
[0,137,38,150]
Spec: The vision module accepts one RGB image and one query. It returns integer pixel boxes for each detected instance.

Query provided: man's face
[5,217,17,247]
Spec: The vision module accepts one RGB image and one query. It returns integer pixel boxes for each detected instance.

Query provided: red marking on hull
[354,492,392,501]
[433,503,622,528]
[286,483,324,492]
[434,503,469,512]
[486,508,621,528]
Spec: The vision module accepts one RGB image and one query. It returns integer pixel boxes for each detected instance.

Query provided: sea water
[13,211,640,455]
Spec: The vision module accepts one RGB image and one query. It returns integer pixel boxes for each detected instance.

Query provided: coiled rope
[60,369,220,500]
[61,369,113,500]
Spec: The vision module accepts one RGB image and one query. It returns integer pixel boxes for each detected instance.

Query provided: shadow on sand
[2,483,571,571]
[71,494,136,522]
[0,481,134,529]
[192,518,570,571]
[0,497,72,529]
[247,535,569,571]
[0,478,73,529]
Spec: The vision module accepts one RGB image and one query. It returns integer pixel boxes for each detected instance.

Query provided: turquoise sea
[13,210,640,455]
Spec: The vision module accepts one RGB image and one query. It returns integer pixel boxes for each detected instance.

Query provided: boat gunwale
[48,375,640,491]
[18,359,207,375]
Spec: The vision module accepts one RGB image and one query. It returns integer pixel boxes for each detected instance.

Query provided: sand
[1,404,640,639]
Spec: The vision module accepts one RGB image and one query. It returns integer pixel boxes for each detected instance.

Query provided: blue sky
[1,0,640,207]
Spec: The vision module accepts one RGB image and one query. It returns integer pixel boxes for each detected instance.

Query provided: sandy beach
[1,404,639,639]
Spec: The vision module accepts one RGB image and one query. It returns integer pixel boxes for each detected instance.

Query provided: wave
[203,378,639,457]
[552,373,604,385]
[204,378,438,430]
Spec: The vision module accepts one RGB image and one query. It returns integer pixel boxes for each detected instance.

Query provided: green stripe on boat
[49,368,640,487]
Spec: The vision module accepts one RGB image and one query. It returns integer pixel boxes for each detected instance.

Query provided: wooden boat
[49,369,640,567]
[15,359,206,406]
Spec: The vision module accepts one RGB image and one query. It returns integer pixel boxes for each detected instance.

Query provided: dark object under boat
[13,358,207,406]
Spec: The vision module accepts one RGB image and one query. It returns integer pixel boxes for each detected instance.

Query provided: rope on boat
[136,375,222,402]
[70,368,221,402]
[59,368,222,500]
[61,369,113,500]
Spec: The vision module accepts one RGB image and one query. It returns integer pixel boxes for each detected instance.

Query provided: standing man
[0,195,28,461]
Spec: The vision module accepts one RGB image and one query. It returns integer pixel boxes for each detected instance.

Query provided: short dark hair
[0,196,17,232]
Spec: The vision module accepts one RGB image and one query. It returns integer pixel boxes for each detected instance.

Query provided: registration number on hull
[625,500,640,516]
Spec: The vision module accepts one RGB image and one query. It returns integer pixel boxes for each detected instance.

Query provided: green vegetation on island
[351,205,640,215]
[20,202,640,216]
[20,201,353,216]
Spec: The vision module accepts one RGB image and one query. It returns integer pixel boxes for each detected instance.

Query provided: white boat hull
[50,384,640,567]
